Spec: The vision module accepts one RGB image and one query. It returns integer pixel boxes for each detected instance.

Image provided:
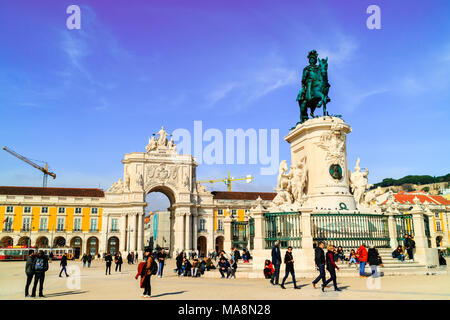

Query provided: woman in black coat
[322,245,341,292]
[367,246,382,277]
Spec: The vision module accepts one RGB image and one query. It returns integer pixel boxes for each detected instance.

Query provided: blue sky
[1,1,449,210]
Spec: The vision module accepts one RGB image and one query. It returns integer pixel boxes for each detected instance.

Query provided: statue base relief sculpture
[284,116,357,212]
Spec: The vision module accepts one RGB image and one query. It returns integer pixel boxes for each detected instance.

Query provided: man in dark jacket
[105,252,113,275]
[404,234,415,260]
[218,258,230,278]
[87,253,92,267]
[25,250,35,297]
[59,253,69,277]
[280,246,299,289]
[31,250,49,298]
[312,242,326,288]
[270,241,282,285]
[157,249,167,278]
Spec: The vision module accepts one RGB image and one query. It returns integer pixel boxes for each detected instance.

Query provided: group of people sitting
[175,252,217,277]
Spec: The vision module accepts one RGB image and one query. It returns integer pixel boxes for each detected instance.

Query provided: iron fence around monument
[311,213,390,248]
[264,212,302,249]
[394,214,415,245]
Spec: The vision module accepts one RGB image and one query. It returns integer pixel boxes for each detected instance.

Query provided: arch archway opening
[18,236,31,246]
[36,236,49,248]
[70,237,83,259]
[215,236,224,253]
[197,236,207,257]
[145,187,175,255]
[0,236,13,247]
[108,236,120,255]
[87,236,99,256]
[53,236,66,248]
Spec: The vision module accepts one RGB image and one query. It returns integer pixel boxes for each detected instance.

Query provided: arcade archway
[0,236,13,247]
[107,236,119,255]
[70,237,83,259]
[215,236,224,253]
[18,236,30,246]
[197,236,207,257]
[87,236,99,256]
[53,236,66,247]
[36,236,49,248]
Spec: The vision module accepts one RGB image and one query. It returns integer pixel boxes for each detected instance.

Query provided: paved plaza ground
[1,258,449,300]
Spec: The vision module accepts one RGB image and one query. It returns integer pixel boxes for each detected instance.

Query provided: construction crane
[198,172,253,192]
[2,146,56,187]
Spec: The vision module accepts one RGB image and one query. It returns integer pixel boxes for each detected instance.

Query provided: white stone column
[223,216,233,252]
[252,211,265,251]
[208,211,215,253]
[120,214,127,252]
[300,210,313,249]
[102,214,109,253]
[387,212,398,249]
[131,213,137,251]
[192,213,198,251]
[137,212,144,252]
[185,212,192,250]
[173,210,185,253]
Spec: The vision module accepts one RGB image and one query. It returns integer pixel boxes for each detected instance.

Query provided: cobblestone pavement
[1,259,449,300]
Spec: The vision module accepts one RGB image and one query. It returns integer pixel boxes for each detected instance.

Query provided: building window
[75,207,82,214]
[57,218,65,231]
[436,221,442,232]
[111,219,118,231]
[58,207,65,214]
[40,217,48,231]
[217,209,223,215]
[24,207,31,214]
[435,212,440,218]
[73,218,82,231]
[6,206,13,213]
[199,219,206,231]
[231,209,237,216]
[4,216,13,231]
[91,208,98,214]
[22,217,31,231]
[41,207,48,214]
[90,218,98,231]
[217,219,223,231]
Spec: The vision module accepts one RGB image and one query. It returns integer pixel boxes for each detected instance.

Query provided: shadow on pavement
[151,291,186,298]
[45,290,88,297]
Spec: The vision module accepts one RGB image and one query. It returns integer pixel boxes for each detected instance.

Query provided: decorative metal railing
[311,213,390,248]
[264,212,302,249]
[249,218,255,251]
[232,221,248,250]
[394,214,414,243]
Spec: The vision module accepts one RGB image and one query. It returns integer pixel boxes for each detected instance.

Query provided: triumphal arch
[102,126,214,256]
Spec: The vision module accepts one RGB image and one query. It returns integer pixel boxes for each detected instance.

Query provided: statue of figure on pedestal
[296,50,331,123]
[289,157,308,205]
[155,126,169,147]
[350,158,370,206]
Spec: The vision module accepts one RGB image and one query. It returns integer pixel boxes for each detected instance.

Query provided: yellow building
[0,186,105,258]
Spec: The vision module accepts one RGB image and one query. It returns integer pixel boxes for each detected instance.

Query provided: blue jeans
[370,265,378,277]
[312,264,326,285]
[397,254,405,261]
[359,262,366,276]
[349,258,357,264]
[324,268,338,289]
[158,262,164,276]
[59,266,68,277]
[271,262,281,284]
[281,266,296,287]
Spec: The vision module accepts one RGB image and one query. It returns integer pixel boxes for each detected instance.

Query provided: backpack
[151,260,158,275]
[35,258,44,271]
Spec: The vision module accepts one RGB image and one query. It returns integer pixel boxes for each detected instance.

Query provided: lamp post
[28,216,34,249]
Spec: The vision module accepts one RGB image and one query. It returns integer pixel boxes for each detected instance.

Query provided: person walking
[135,251,139,263]
[131,252,135,264]
[404,234,415,261]
[270,241,282,285]
[87,253,92,268]
[280,246,299,289]
[322,244,341,292]
[105,252,112,275]
[157,248,167,278]
[82,253,87,267]
[312,241,326,289]
[367,246,383,277]
[356,243,368,277]
[115,252,123,272]
[137,250,154,298]
[25,250,35,297]
[31,250,49,298]
[59,253,69,277]
[176,251,184,276]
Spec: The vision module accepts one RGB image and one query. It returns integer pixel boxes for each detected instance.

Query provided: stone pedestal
[285,116,356,211]
[223,216,233,252]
